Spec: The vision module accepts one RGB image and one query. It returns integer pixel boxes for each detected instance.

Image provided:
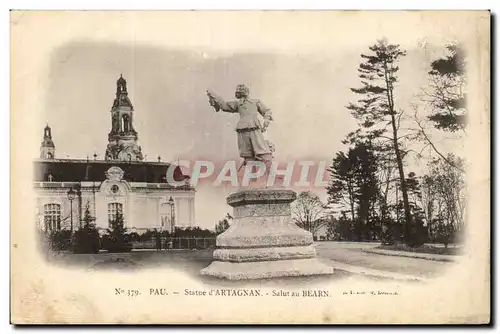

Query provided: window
[111,185,119,194]
[160,202,175,231]
[43,204,61,231]
[108,202,123,227]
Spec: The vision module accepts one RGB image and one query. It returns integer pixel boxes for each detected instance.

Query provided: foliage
[345,38,415,245]
[73,204,100,254]
[215,213,232,235]
[326,212,354,241]
[324,40,467,247]
[292,192,328,238]
[102,212,132,253]
[377,243,462,256]
[48,229,73,251]
[425,44,467,132]
[405,173,428,247]
[422,155,466,247]
[327,150,357,222]
[174,226,216,238]
[327,140,384,241]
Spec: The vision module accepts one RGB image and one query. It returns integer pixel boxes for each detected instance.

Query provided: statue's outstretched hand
[206,90,220,112]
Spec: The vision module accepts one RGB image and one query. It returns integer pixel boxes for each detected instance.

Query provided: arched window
[108,202,123,228]
[123,115,130,132]
[160,202,175,232]
[43,204,61,231]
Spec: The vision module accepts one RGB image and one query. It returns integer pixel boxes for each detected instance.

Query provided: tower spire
[40,124,55,159]
[105,75,143,162]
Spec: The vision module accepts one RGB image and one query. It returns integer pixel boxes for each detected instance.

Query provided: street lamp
[67,188,75,235]
[74,183,82,229]
[168,196,175,234]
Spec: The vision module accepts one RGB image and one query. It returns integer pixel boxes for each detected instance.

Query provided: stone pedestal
[201,188,334,280]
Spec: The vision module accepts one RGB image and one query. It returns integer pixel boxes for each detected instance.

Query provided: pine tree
[352,142,380,240]
[327,150,357,223]
[73,203,100,253]
[105,211,132,252]
[346,39,416,245]
[426,44,467,132]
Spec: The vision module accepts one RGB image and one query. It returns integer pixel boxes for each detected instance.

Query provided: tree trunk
[348,182,356,223]
[383,61,413,245]
[390,115,413,245]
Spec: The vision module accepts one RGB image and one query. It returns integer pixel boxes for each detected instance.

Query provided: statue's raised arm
[206,89,239,113]
[206,90,221,112]
[208,84,275,176]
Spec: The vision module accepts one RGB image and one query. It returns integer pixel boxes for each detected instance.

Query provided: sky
[23,12,471,229]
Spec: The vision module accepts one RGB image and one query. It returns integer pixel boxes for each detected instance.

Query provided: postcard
[10,10,490,324]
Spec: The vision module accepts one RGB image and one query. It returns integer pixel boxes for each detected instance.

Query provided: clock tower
[105,75,144,162]
[40,124,55,159]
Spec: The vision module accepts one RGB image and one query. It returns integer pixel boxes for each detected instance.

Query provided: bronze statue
[206,84,274,174]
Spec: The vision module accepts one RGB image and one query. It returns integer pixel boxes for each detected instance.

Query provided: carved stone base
[200,188,334,280]
[200,258,333,280]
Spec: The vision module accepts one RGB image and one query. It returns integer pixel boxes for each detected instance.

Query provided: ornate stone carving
[213,245,316,262]
[227,189,296,207]
[233,203,290,218]
[201,188,334,279]
[105,166,124,181]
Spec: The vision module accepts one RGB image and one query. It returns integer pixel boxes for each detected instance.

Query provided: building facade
[34,75,195,234]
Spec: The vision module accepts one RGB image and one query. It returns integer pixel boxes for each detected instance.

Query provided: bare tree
[409,105,465,173]
[422,155,466,246]
[292,191,328,237]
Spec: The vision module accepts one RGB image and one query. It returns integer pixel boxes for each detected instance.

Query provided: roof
[33,159,191,185]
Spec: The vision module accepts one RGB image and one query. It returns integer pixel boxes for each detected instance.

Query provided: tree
[424,44,467,132]
[215,213,232,235]
[346,39,416,245]
[409,44,467,173]
[327,150,357,222]
[352,142,380,241]
[103,211,132,253]
[327,141,383,241]
[405,172,428,246]
[292,191,327,238]
[73,203,100,254]
[326,213,353,241]
[426,155,466,246]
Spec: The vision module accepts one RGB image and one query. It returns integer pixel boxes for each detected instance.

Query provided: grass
[377,244,462,256]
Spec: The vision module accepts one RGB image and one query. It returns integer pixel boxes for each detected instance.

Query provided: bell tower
[105,75,143,161]
[40,124,55,159]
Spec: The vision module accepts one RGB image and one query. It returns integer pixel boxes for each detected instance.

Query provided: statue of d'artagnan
[206,84,274,172]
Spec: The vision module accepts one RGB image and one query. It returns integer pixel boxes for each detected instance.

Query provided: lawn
[377,244,462,256]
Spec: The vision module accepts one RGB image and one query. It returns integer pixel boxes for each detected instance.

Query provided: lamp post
[168,196,175,234]
[75,182,82,229]
[67,188,75,235]
[92,181,97,218]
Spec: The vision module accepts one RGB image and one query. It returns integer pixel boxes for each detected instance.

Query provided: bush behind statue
[73,206,100,254]
[102,212,132,253]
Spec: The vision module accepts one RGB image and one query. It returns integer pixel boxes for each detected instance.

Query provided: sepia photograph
[10,10,490,324]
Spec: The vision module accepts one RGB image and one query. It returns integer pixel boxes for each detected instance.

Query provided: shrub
[102,212,132,253]
[73,206,100,254]
[49,229,73,251]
